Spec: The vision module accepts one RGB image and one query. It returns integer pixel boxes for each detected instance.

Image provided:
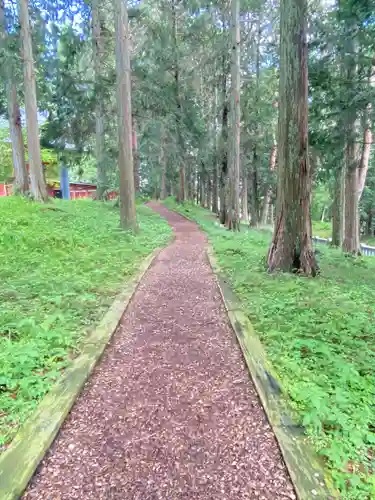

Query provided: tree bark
[178,165,186,203]
[367,207,373,236]
[241,171,249,221]
[357,106,372,201]
[267,0,317,275]
[219,46,229,225]
[8,83,28,194]
[132,115,140,193]
[226,0,240,230]
[160,126,167,200]
[331,165,345,246]
[0,1,28,194]
[92,0,107,200]
[212,87,219,214]
[115,0,137,230]
[249,160,259,227]
[19,0,48,201]
[342,29,360,253]
[171,0,185,204]
[260,142,277,226]
[249,12,262,228]
[219,100,228,225]
[206,174,212,210]
[343,150,360,253]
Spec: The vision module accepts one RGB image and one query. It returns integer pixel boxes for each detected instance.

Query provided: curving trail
[24,203,295,500]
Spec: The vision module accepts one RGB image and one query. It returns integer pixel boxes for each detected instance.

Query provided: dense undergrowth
[164,198,375,499]
[0,198,171,449]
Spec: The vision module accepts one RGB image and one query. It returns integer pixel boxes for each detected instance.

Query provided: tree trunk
[321,206,326,222]
[267,0,317,275]
[260,142,277,225]
[0,1,28,194]
[226,0,240,230]
[132,115,140,193]
[115,0,137,230]
[241,171,249,221]
[200,163,206,207]
[219,47,229,225]
[171,0,185,204]
[269,203,274,225]
[331,165,345,246]
[357,107,372,201]
[178,165,185,203]
[260,197,269,227]
[249,161,259,227]
[19,0,48,201]
[367,207,373,236]
[342,31,360,253]
[343,153,360,253]
[160,127,167,200]
[249,13,262,228]
[9,80,28,194]
[219,100,228,225]
[212,87,219,214]
[207,174,212,210]
[92,0,107,200]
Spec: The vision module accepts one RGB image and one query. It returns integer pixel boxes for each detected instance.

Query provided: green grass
[0,198,171,449]
[312,220,333,239]
[164,198,375,499]
[313,220,375,247]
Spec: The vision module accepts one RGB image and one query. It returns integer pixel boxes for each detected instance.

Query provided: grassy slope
[165,199,375,499]
[313,220,375,246]
[0,198,171,448]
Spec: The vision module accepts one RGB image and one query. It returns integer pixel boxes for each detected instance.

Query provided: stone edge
[206,246,338,500]
[0,249,159,500]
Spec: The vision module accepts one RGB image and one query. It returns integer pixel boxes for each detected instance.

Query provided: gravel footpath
[24,203,295,500]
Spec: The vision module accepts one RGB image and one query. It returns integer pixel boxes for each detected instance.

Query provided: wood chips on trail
[24,203,295,500]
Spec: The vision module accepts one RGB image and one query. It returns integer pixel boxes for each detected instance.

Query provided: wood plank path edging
[0,249,160,500]
[206,246,339,500]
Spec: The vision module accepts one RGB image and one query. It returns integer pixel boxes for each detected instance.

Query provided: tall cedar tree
[226,0,240,230]
[267,0,317,275]
[19,0,48,201]
[0,0,28,194]
[115,0,137,230]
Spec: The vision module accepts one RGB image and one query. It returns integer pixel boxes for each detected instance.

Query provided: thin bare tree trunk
[132,115,140,193]
[207,174,212,210]
[358,107,372,201]
[219,71,229,225]
[343,150,360,253]
[226,0,240,230]
[249,11,262,228]
[92,0,107,199]
[269,203,274,225]
[241,171,249,221]
[171,0,185,203]
[331,165,345,246]
[342,28,360,254]
[0,1,28,194]
[267,0,317,275]
[9,83,27,193]
[115,0,137,230]
[179,165,186,203]
[19,0,48,201]
[212,87,219,214]
[160,126,167,200]
[260,142,277,225]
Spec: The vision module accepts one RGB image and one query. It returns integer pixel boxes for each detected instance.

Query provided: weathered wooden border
[0,250,159,500]
[206,247,338,500]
